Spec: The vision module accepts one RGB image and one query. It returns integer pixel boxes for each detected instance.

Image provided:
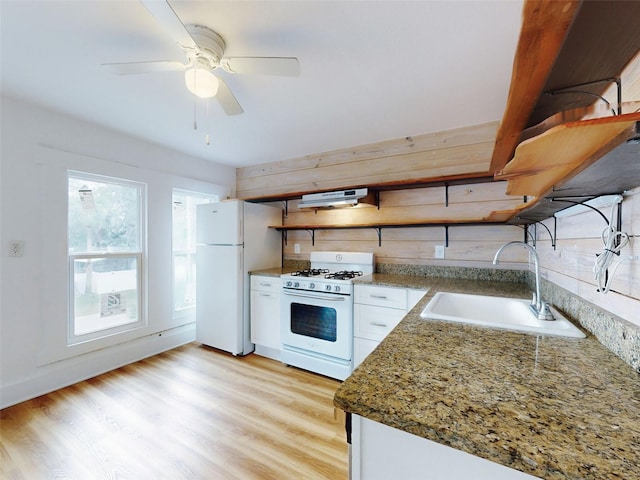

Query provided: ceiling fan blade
[222,57,300,76]
[215,78,244,116]
[102,60,187,75]
[140,0,196,50]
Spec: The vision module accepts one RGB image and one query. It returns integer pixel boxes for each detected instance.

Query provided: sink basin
[419,292,586,338]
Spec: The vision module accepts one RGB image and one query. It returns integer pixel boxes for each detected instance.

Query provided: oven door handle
[282,290,347,302]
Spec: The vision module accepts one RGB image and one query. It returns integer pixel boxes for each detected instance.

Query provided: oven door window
[290,303,337,342]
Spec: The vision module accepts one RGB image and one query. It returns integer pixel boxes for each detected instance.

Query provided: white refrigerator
[196,199,282,355]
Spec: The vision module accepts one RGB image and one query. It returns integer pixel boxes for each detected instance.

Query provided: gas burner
[325,270,364,280]
[292,268,329,277]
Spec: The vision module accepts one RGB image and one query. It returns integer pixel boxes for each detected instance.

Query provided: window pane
[68,172,144,343]
[72,256,139,336]
[174,253,197,310]
[172,191,215,312]
[69,177,139,253]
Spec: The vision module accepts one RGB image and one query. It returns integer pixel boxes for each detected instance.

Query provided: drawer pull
[370,294,388,299]
[259,293,272,297]
[370,321,388,327]
[259,282,272,287]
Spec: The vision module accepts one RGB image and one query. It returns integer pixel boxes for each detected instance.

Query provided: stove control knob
[326,285,332,291]
[294,282,300,288]
[334,286,341,292]
[285,281,292,287]
[309,283,315,289]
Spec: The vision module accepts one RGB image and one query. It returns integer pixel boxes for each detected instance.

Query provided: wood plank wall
[237,120,639,325]
[272,182,527,268]
[237,121,528,268]
[236,122,499,199]
[534,186,639,324]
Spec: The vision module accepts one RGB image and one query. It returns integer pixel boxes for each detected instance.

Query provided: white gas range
[280,251,374,380]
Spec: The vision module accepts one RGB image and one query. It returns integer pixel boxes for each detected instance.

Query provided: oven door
[281,288,353,361]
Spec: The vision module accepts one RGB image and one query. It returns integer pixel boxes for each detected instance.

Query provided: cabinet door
[354,337,380,368]
[250,289,281,349]
[353,415,538,480]
[407,289,428,311]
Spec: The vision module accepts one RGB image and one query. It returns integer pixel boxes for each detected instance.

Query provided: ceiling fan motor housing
[186,25,226,69]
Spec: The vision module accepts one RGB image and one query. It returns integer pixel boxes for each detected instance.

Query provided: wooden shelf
[269,221,507,247]
[508,134,640,225]
[245,176,495,204]
[495,113,640,199]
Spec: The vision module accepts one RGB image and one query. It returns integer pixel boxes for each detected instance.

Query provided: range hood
[298,188,369,208]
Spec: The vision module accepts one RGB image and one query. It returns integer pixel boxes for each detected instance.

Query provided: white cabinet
[351,415,537,480]
[250,275,281,360]
[353,285,426,368]
[407,288,426,310]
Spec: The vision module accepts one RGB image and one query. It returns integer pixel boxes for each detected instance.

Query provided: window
[68,172,145,343]
[172,190,216,312]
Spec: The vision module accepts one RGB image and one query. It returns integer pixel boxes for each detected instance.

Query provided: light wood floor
[0,343,348,480]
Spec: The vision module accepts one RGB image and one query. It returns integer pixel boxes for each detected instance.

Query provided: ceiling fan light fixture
[185,67,219,98]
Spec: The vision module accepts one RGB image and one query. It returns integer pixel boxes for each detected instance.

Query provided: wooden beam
[489,0,582,175]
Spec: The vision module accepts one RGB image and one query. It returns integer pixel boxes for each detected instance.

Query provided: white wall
[0,96,236,408]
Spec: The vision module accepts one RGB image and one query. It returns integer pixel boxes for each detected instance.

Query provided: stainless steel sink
[419,292,586,338]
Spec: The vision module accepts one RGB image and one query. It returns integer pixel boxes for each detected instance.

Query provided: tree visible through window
[68,172,145,342]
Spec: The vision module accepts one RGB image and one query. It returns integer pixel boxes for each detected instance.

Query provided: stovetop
[282,252,374,293]
[287,268,365,280]
[290,268,329,277]
[324,270,365,280]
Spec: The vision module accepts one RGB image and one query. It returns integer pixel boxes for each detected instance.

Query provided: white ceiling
[0,0,523,168]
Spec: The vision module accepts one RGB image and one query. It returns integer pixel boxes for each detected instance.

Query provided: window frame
[67,171,146,345]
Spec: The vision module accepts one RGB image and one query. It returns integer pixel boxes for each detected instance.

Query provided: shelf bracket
[281,230,288,246]
[445,183,449,207]
[520,218,556,250]
[372,227,382,247]
[305,229,315,246]
[548,196,611,225]
[444,225,449,248]
[614,199,623,251]
[375,191,381,210]
[282,200,289,218]
[545,77,622,116]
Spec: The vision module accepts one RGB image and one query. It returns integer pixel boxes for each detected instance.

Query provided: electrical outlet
[434,245,445,259]
[294,243,301,254]
[8,241,24,257]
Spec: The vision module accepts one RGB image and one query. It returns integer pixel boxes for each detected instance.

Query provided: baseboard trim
[0,324,195,409]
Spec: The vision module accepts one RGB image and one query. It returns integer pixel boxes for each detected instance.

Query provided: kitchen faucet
[493,241,555,321]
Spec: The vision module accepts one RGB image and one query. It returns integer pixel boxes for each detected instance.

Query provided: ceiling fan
[102,0,300,115]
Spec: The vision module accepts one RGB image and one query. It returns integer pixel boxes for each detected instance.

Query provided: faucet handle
[531,292,537,306]
[538,302,555,321]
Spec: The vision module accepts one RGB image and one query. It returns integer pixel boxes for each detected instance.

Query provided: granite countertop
[335,275,640,480]
[249,267,294,277]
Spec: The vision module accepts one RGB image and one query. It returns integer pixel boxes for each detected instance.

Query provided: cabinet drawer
[251,275,281,293]
[354,304,406,342]
[355,285,407,310]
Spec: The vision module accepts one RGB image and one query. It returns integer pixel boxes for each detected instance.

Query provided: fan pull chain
[205,98,211,146]
[193,95,198,130]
